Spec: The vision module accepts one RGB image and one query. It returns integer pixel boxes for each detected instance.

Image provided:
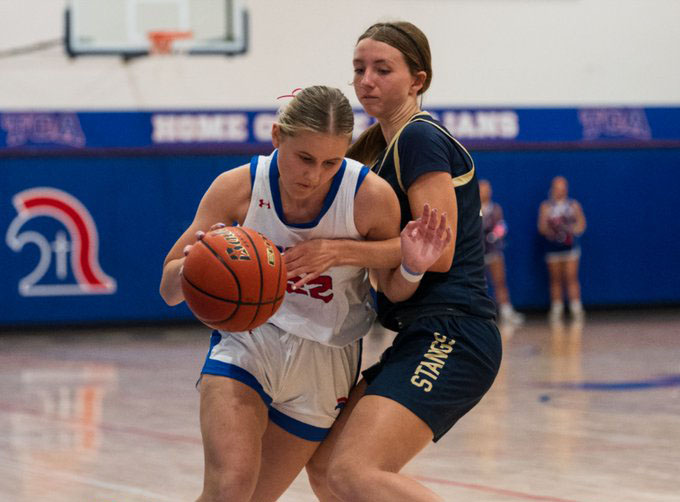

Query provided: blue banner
[2,107,680,155]
[2,106,680,326]
[2,147,679,326]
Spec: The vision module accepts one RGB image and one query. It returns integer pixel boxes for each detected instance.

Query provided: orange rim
[147,30,193,54]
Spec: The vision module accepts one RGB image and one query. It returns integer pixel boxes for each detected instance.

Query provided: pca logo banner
[6,187,117,297]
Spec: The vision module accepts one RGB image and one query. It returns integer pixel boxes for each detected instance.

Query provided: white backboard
[66,0,248,58]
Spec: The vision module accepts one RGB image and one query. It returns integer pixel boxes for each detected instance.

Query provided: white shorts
[200,323,361,441]
[484,251,503,266]
[545,247,581,263]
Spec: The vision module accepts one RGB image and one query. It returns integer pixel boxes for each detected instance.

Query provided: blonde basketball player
[159,85,451,502]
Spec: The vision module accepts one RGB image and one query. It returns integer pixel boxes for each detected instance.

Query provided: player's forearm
[335,237,402,269]
[159,258,185,306]
[380,265,422,303]
[428,242,455,272]
[574,219,586,235]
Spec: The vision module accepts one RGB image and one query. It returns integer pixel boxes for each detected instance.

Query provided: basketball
[180,226,287,331]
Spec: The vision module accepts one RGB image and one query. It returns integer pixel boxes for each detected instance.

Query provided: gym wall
[1,1,679,325]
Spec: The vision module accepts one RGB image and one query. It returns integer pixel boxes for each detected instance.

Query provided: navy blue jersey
[371,112,496,328]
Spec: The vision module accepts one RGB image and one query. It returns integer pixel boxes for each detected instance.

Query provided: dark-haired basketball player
[284,22,503,502]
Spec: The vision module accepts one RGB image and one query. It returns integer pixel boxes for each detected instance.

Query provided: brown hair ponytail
[346,123,386,166]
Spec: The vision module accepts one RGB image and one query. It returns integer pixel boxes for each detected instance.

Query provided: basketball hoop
[147,30,193,55]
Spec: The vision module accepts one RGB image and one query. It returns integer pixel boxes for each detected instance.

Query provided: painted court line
[543,374,680,391]
[413,475,585,502]
[0,456,178,501]
[0,402,202,445]
[2,401,588,502]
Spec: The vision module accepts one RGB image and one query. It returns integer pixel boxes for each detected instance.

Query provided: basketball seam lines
[272,239,285,318]
[199,239,242,298]
[237,227,265,327]
[199,238,242,323]
[182,275,282,306]
[187,232,284,328]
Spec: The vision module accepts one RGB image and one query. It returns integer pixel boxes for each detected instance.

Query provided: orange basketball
[181,226,287,331]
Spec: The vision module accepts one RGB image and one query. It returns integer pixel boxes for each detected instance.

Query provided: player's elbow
[429,248,454,273]
[383,287,411,304]
[159,287,177,306]
[159,279,183,306]
[385,291,413,303]
[378,273,414,304]
[162,292,183,307]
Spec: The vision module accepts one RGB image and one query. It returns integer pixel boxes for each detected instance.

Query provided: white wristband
[400,263,424,283]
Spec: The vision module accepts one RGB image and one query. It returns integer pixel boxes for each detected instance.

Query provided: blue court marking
[543,374,680,392]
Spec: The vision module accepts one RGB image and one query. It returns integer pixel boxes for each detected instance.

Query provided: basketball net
[147,30,193,55]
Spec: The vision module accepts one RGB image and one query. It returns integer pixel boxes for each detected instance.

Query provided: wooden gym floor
[1,309,679,501]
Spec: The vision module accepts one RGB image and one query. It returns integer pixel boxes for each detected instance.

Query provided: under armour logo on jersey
[259,199,271,209]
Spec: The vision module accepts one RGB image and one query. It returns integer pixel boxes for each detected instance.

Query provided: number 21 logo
[6,187,117,296]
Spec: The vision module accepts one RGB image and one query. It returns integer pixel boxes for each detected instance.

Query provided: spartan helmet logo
[6,187,117,296]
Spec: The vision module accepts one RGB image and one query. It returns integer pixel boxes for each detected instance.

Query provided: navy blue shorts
[362,314,502,442]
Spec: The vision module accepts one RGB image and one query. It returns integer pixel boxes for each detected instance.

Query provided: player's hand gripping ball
[181,226,287,331]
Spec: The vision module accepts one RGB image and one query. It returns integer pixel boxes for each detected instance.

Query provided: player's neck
[378,102,421,144]
[279,183,330,224]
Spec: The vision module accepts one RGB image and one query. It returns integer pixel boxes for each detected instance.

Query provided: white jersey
[241,150,376,347]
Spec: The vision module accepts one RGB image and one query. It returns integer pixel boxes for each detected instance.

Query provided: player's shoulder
[208,164,252,204]
[342,157,383,193]
[343,156,367,173]
[353,169,400,237]
[354,168,398,213]
[214,163,251,186]
[402,114,459,143]
[399,118,463,166]
[401,118,450,143]
[194,164,251,224]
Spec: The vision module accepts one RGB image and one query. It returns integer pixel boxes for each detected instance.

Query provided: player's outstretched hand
[400,203,452,275]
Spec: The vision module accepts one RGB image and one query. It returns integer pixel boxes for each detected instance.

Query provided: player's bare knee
[565,270,579,284]
[305,457,328,494]
[327,457,365,499]
[203,468,258,502]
